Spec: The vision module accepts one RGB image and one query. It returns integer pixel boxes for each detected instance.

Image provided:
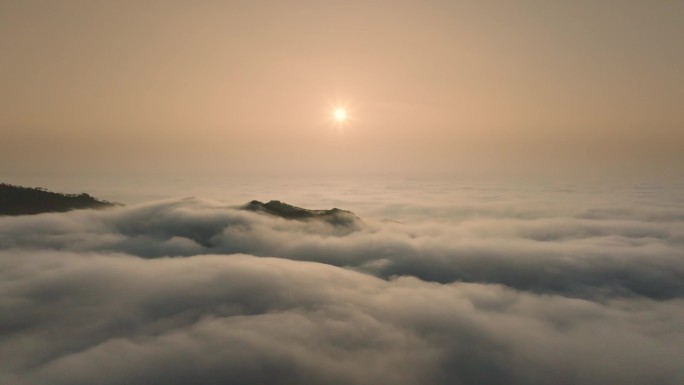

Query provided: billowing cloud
[1,196,684,384]
[1,198,683,300]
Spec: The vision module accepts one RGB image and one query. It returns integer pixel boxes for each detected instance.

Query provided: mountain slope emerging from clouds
[243,199,361,227]
[0,183,116,216]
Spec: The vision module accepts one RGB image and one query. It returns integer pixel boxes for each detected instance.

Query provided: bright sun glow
[333,108,347,123]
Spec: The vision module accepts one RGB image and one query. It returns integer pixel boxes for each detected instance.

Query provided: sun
[333,108,347,123]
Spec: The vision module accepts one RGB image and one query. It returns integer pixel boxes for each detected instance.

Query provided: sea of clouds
[1,180,683,384]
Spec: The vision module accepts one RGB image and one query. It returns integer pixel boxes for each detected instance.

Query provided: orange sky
[1,1,683,178]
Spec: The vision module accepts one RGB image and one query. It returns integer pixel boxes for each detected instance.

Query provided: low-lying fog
[2,178,683,384]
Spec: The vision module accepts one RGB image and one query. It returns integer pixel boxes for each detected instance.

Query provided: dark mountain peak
[242,200,360,226]
[0,183,119,216]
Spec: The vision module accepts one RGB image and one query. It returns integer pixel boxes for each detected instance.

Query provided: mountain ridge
[242,199,360,226]
[0,183,118,216]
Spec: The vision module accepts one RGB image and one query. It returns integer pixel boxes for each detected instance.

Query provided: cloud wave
[1,198,683,300]
[1,196,684,384]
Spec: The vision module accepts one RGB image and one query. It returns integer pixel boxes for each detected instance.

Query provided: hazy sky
[2,0,683,178]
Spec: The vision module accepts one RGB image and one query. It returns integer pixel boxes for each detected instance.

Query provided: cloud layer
[2,194,684,384]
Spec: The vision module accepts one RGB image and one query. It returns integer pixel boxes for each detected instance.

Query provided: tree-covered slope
[0,183,116,216]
